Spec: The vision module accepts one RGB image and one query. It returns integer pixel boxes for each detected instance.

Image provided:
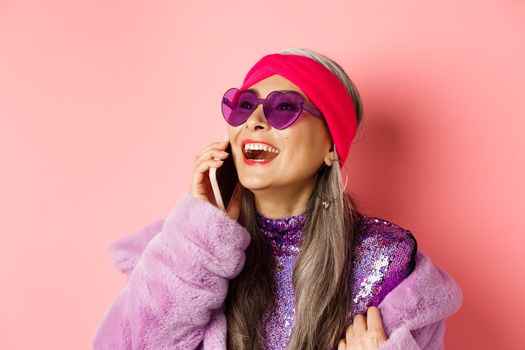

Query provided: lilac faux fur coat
[93,193,463,349]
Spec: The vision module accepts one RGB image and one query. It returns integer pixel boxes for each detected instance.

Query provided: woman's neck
[251,179,315,219]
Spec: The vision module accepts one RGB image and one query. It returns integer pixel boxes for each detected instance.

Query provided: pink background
[1,0,523,349]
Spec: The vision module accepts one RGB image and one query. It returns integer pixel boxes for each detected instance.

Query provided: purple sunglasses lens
[264,91,304,129]
[221,88,250,126]
[221,88,303,129]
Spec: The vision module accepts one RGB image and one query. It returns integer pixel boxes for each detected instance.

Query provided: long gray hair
[224,48,364,350]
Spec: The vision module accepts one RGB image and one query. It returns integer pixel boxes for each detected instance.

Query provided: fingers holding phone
[189,140,230,206]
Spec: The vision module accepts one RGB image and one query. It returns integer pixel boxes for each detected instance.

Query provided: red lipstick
[240,139,279,166]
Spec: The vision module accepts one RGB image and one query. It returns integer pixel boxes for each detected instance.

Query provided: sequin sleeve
[348,215,418,321]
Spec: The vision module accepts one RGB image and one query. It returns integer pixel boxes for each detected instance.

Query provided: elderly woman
[93,48,463,350]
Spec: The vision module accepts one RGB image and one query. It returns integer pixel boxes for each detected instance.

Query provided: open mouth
[242,141,280,162]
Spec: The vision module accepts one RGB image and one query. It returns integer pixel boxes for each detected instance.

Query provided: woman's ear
[324,144,335,167]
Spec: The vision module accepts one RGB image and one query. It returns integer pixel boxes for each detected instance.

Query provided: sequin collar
[255,210,308,256]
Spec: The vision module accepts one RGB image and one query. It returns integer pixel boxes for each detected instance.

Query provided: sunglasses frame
[221,87,324,130]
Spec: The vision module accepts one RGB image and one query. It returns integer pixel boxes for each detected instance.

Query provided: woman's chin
[239,177,273,192]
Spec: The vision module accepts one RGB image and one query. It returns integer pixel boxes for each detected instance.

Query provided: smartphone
[209,141,240,212]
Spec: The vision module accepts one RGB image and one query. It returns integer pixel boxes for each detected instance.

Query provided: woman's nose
[245,104,271,130]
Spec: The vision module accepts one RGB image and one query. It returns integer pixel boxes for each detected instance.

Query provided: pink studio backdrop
[0,0,523,349]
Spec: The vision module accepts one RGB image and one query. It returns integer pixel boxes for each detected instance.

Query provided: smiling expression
[226,74,334,193]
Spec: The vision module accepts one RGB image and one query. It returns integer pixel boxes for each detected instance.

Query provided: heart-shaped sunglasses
[221,87,324,130]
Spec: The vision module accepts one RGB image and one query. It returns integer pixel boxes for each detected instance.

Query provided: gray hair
[225,48,363,350]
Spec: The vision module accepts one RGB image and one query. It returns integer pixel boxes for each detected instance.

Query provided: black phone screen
[215,142,239,210]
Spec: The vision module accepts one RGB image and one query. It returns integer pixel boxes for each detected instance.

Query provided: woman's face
[226,74,334,193]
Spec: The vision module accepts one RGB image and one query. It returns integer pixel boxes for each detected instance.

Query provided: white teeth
[243,143,280,154]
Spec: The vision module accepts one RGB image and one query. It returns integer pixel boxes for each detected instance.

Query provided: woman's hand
[338,306,388,350]
[189,140,241,221]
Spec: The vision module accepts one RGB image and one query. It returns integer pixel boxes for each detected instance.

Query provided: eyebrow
[245,88,310,101]
[245,88,290,95]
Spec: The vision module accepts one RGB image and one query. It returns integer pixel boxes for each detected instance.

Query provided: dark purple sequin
[255,209,417,350]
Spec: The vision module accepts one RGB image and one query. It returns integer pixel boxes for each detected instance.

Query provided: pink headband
[240,53,357,165]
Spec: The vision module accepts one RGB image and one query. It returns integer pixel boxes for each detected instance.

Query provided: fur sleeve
[378,251,463,350]
[107,218,165,276]
[93,193,251,350]
[379,320,445,350]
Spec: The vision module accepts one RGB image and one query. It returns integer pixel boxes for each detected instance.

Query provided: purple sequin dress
[255,209,417,350]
